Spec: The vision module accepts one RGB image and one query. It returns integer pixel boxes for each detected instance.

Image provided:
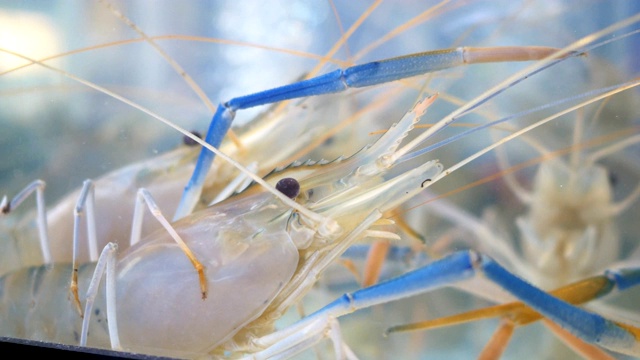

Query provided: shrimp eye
[183,130,202,147]
[276,178,300,199]
[608,170,618,187]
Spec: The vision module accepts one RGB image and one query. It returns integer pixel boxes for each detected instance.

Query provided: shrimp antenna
[392,12,640,161]
[399,81,640,163]
[432,79,640,184]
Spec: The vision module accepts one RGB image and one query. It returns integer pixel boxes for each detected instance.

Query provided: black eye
[183,130,202,147]
[608,170,618,187]
[276,178,300,199]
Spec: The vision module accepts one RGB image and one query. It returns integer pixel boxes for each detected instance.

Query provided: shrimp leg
[68,186,208,315]
[70,179,99,315]
[80,242,119,349]
[130,188,208,298]
[1,180,51,264]
[77,189,233,348]
[247,250,640,358]
[388,273,634,359]
[176,46,576,219]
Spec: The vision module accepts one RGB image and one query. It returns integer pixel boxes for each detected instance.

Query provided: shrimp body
[0,92,347,276]
[0,98,443,357]
[0,192,310,356]
[4,147,194,271]
[115,190,307,354]
[521,161,618,288]
[0,191,303,355]
[0,263,108,347]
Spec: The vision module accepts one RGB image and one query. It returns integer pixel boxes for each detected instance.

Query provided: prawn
[3,17,640,359]
[1,1,639,358]
[0,1,572,277]
[0,42,590,354]
[0,94,442,357]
